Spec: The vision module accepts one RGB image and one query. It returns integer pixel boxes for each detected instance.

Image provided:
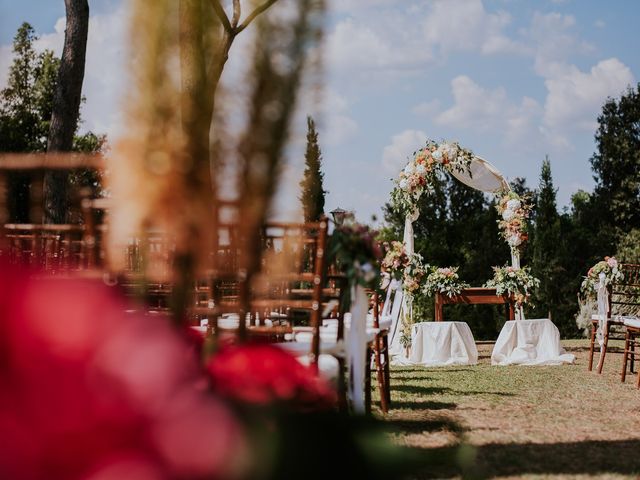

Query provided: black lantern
[330,207,347,226]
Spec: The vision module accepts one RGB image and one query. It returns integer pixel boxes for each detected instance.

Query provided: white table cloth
[392,321,478,367]
[491,318,575,366]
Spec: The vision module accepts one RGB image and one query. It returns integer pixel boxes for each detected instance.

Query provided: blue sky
[1,0,638,222]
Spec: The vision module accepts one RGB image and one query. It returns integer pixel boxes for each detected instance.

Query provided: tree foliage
[0,22,105,222]
[590,84,640,245]
[299,116,326,222]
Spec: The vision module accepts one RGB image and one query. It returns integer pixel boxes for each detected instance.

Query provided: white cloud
[297,88,358,147]
[325,16,432,72]
[0,44,12,90]
[542,57,635,132]
[526,12,594,77]
[382,129,427,173]
[328,0,398,13]
[423,0,523,55]
[412,99,440,117]
[436,75,542,146]
[595,19,606,29]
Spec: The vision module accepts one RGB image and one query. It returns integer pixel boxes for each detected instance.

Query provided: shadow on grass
[385,417,466,435]
[449,389,515,397]
[474,438,640,478]
[407,439,640,479]
[391,385,451,395]
[391,400,458,411]
[390,384,515,399]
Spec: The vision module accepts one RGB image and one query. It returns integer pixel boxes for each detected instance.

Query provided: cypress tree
[530,157,566,326]
[299,116,326,222]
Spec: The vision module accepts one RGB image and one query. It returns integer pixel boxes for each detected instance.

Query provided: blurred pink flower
[206,344,337,411]
[0,264,246,480]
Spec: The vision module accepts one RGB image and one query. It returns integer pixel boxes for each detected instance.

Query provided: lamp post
[330,207,347,226]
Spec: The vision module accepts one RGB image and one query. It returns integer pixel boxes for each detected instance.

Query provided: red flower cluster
[0,265,246,480]
[206,344,337,411]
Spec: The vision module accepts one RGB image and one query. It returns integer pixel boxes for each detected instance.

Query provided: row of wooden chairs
[588,263,640,388]
[0,155,392,412]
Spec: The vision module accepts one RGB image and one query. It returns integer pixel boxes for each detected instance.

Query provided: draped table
[491,318,575,366]
[393,321,478,367]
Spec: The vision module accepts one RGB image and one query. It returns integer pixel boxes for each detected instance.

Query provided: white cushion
[377,315,392,331]
[296,354,340,384]
[623,317,640,329]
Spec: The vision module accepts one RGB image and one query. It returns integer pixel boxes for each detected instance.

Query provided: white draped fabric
[347,285,368,413]
[491,319,575,366]
[388,210,420,357]
[387,286,405,356]
[393,321,478,367]
[594,272,610,371]
[448,156,510,193]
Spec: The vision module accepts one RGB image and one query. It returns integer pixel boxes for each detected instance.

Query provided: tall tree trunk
[45,0,89,223]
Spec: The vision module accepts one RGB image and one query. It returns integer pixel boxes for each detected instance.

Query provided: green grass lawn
[374,339,640,479]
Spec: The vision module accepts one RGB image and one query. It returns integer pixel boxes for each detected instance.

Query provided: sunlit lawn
[374,339,640,479]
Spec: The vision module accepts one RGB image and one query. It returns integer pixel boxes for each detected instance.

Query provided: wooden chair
[366,290,391,413]
[588,263,640,374]
[0,154,104,275]
[621,318,640,388]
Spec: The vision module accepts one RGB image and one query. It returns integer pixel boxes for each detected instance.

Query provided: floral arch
[385,140,536,354]
[390,139,527,267]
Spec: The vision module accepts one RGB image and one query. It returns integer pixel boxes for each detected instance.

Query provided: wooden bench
[435,287,515,322]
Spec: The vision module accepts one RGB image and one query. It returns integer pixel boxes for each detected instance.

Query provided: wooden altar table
[435,287,515,322]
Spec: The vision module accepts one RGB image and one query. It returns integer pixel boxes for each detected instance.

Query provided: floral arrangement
[328,220,383,289]
[381,240,410,280]
[495,191,532,251]
[391,139,474,216]
[580,256,623,298]
[484,264,540,307]
[423,266,469,298]
[402,252,427,297]
[399,321,413,349]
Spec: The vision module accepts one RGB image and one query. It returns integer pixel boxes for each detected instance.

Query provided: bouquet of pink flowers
[402,253,427,297]
[423,266,469,298]
[328,221,383,289]
[484,264,540,307]
[391,140,474,215]
[580,256,623,298]
[381,241,410,280]
[495,191,531,251]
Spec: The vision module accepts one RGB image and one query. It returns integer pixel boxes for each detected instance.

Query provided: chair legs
[370,332,391,413]
[365,345,372,415]
[588,320,597,371]
[621,327,640,388]
[382,334,391,408]
[597,326,609,374]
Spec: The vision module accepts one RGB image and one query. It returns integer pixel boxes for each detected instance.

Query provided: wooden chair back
[610,263,640,317]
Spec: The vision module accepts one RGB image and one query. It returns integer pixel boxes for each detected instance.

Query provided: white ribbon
[396,210,420,353]
[595,272,609,372]
[510,249,525,320]
[347,284,368,414]
[511,248,521,270]
[596,272,609,347]
[403,210,419,256]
